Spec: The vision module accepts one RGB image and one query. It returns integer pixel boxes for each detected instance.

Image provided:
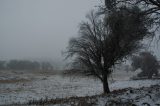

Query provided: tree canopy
[66,4,154,93]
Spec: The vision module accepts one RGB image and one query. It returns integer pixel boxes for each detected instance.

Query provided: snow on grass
[0,72,102,105]
[98,85,160,106]
[110,79,160,90]
[0,70,159,105]
[28,85,160,106]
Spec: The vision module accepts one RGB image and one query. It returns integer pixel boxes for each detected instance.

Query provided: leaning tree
[65,5,154,93]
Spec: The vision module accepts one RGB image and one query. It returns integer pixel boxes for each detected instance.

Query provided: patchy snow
[96,85,160,106]
[28,85,160,106]
[110,79,160,90]
[0,71,102,105]
[0,70,159,105]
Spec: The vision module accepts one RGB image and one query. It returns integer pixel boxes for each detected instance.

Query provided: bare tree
[131,52,159,79]
[65,6,153,93]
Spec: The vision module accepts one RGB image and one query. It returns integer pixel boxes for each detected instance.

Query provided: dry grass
[27,85,160,106]
[0,79,29,84]
[27,95,99,106]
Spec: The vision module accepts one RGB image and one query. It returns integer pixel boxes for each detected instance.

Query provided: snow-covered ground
[0,70,159,105]
[42,85,160,106]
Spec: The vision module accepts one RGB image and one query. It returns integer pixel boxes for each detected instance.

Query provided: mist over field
[0,0,160,106]
[0,0,101,68]
[0,0,160,65]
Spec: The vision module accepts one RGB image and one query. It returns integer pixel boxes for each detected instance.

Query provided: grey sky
[0,0,160,64]
[0,0,101,61]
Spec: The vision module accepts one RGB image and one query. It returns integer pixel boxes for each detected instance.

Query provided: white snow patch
[0,70,159,105]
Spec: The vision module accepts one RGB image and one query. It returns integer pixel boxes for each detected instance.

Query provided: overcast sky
[0,0,102,62]
[0,0,160,64]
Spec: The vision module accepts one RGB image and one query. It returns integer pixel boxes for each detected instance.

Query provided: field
[0,70,159,105]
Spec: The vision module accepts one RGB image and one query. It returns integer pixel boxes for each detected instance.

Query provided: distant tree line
[0,60,53,71]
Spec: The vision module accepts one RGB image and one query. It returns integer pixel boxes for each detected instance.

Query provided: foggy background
[0,0,159,69]
[0,0,101,68]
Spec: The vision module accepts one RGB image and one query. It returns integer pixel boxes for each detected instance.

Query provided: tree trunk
[148,70,153,79]
[102,75,110,93]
